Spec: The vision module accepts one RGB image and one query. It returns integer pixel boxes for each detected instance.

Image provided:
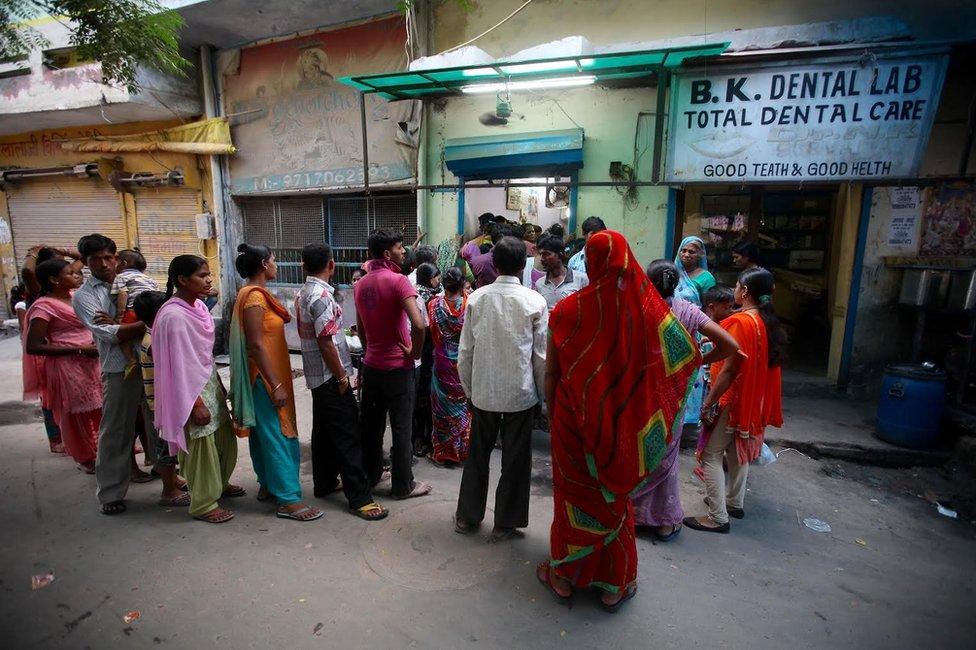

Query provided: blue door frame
[455,172,580,237]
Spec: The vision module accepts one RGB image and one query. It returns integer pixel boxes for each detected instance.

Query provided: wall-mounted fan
[546,182,570,208]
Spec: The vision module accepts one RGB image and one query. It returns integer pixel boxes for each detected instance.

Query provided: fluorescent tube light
[461,75,595,94]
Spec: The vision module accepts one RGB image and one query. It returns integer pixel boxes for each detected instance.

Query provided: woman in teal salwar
[230,244,323,522]
[674,236,716,306]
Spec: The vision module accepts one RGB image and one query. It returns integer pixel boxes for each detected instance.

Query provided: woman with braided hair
[152,255,243,523]
[685,266,786,534]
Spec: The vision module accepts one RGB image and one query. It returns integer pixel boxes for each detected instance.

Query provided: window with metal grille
[240,193,416,286]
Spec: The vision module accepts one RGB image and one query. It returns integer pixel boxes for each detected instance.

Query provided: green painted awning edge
[339,42,731,100]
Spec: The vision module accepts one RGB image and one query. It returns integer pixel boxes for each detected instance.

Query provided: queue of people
[18,220,784,614]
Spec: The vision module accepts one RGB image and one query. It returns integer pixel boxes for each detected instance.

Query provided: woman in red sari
[24,259,102,472]
[685,266,785,533]
[538,230,700,612]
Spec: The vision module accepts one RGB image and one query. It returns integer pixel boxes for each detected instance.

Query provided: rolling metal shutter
[6,177,126,269]
[133,187,203,283]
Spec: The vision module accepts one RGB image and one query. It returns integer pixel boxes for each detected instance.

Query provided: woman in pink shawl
[152,255,242,524]
[24,259,101,472]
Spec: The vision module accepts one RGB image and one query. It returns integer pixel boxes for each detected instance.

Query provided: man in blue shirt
[567,216,607,273]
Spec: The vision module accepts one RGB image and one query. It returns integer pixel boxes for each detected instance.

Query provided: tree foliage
[0,0,189,93]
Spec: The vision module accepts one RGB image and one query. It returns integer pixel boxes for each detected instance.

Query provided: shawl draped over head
[152,297,215,454]
[549,230,701,498]
[228,285,291,434]
[674,235,708,305]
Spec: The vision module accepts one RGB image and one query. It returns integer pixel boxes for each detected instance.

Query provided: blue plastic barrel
[875,363,946,449]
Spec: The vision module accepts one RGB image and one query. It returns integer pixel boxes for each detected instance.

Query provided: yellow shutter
[133,187,203,284]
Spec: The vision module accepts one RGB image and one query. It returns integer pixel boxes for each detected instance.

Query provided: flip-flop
[454,515,477,535]
[221,484,247,498]
[158,493,191,507]
[536,562,573,607]
[350,502,388,521]
[276,506,324,522]
[653,524,682,543]
[601,582,637,613]
[194,508,234,524]
[489,527,525,543]
[76,463,95,475]
[391,481,432,500]
[256,488,272,502]
[100,501,126,515]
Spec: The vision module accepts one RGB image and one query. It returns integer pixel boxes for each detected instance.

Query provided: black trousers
[412,352,434,456]
[311,379,372,510]
[360,365,416,497]
[456,405,534,529]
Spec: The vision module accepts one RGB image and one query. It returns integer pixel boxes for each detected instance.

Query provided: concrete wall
[423,85,667,265]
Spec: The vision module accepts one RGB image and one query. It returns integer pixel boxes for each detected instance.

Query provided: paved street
[0,335,973,649]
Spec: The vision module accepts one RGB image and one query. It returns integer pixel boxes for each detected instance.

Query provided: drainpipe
[199,45,236,332]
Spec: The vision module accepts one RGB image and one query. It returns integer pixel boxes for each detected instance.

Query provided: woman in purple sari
[426,267,471,467]
[631,260,738,541]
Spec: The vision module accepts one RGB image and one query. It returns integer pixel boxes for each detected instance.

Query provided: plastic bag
[751,443,776,467]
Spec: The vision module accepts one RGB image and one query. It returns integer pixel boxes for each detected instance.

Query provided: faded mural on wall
[224,16,418,195]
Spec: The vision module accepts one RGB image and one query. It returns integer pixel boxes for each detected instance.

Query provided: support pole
[651,69,670,183]
[360,92,370,193]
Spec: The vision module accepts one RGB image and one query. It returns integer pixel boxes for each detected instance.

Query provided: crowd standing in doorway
[18,216,785,613]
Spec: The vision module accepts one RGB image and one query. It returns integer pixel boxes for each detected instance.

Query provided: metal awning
[445,129,584,180]
[339,43,730,100]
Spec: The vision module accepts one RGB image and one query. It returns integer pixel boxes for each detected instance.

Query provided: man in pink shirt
[355,229,432,500]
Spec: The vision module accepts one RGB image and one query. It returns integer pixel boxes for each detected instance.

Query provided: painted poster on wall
[886,187,921,247]
[919,185,976,256]
[224,16,418,195]
[665,54,948,183]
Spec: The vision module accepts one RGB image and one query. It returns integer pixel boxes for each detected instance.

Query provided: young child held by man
[112,249,159,374]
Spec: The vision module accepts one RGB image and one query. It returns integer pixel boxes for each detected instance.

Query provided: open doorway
[461,177,572,238]
[677,184,838,375]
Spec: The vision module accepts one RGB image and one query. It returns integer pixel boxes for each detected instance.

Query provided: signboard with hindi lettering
[665,54,949,183]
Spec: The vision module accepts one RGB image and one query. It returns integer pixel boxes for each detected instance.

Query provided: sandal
[489,526,525,543]
[256,487,272,502]
[454,515,477,535]
[100,501,126,515]
[536,562,573,607]
[601,582,638,613]
[194,507,234,524]
[350,502,389,521]
[391,481,432,500]
[276,505,324,522]
[158,492,192,507]
[76,461,95,475]
[221,484,247,498]
[653,524,682,543]
[683,516,730,534]
[130,472,155,484]
[49,440,66,454]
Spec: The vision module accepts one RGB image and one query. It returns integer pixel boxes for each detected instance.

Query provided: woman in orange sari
[229,244,322,522]
[685,267,785,533]
[538,230,700,612]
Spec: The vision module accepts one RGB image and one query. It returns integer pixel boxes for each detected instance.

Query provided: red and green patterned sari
[547,230,700,594]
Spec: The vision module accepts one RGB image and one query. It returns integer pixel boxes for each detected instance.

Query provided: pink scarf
[152,297,215,454]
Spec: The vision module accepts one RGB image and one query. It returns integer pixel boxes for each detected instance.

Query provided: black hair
[545,223,566,241]
[703,284,734,306]
[77,233,117,260]
[412,245,437,267]
[492,236,527,275]
[166,254,208,298]
[36,247,59,265]
[645,259,680,299]
[442,266,463,293]
[235,243,272,278]
[367,228,404,260]
[36,259,70,295]
[478,213,495,232]
[581,216,607,236]
[479,243,492,254]
[301,243,334,275]
[117,249,147,272]
[738,267,788,367]
[536,234,565,257]
[9,283,25,313]
[733,240,761,265]
[416,262,440,288]
[133,291,168,327]
[491,224,515,245]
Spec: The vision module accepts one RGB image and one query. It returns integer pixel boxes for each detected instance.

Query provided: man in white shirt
[454,236,548,542]
[532,234,588,309]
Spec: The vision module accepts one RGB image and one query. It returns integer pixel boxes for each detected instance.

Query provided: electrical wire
[438,0,535,55]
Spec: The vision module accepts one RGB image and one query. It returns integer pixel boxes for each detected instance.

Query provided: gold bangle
[271,382,283,392]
